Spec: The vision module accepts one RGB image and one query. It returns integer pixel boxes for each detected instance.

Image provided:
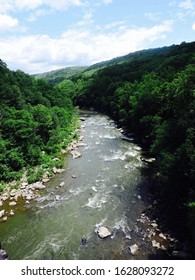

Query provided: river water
[0,111,161,260]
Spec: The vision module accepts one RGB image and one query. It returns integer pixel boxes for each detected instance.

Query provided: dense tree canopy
[0,62,77,183]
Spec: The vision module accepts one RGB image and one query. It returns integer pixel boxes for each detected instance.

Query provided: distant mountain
[33,41,195,85]
[84,41,195,71]
[34,66,87,85]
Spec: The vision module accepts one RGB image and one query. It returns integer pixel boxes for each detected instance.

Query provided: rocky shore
[0,122,85,225]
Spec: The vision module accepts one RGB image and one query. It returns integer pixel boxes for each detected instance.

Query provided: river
[0,111,168,260]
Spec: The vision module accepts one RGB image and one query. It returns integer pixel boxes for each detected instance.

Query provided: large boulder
[97,226,112,239]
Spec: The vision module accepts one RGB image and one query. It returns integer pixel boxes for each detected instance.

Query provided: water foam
[84,193,108,209]
[113,217,131,239]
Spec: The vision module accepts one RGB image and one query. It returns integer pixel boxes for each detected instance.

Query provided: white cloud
[27,9,52,22]
[103,0,113,4]
[179,0,194,10]
[0,14,19,32]
[0,20,173,74]
[42,0,84,10]
[192,22,195,29]
[0,0,84,12]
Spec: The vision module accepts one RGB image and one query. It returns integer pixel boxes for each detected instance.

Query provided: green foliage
[27,167,45,184]
[0,62,76,182]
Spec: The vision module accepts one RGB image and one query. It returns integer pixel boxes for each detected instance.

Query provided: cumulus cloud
[192,22,195,30]
[0,20,173,74]
[0,14,19,32]
[0,0,84,12]
[179,0,194,10]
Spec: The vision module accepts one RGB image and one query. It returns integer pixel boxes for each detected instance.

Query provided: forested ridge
[69,41,195,248]
[0,60,77,185]
[34,66,87,86]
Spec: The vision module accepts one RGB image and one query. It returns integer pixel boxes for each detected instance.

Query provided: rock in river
[70,150,82,159]
[9,201,17,206]
[59,182,65,187]
[129,244,139,255]
[97,226,112,239]
[0,209,5,218]
[2,216,7,222]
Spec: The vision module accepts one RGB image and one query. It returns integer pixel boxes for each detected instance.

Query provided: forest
[0,59,77,185]
[0,41,195,253]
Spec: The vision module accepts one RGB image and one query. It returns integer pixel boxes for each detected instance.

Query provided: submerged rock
[59,182,65,187]
[97,226,112,239]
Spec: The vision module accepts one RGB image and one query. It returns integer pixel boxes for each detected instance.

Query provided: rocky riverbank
[0,122,86,225]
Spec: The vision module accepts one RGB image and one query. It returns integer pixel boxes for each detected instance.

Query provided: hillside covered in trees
[0,60,77,185]
[34,66,87,86]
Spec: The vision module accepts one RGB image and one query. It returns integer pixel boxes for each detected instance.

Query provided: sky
[0,0,194,74]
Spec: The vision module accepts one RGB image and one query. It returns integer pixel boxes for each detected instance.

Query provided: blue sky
[0,0,194,74]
